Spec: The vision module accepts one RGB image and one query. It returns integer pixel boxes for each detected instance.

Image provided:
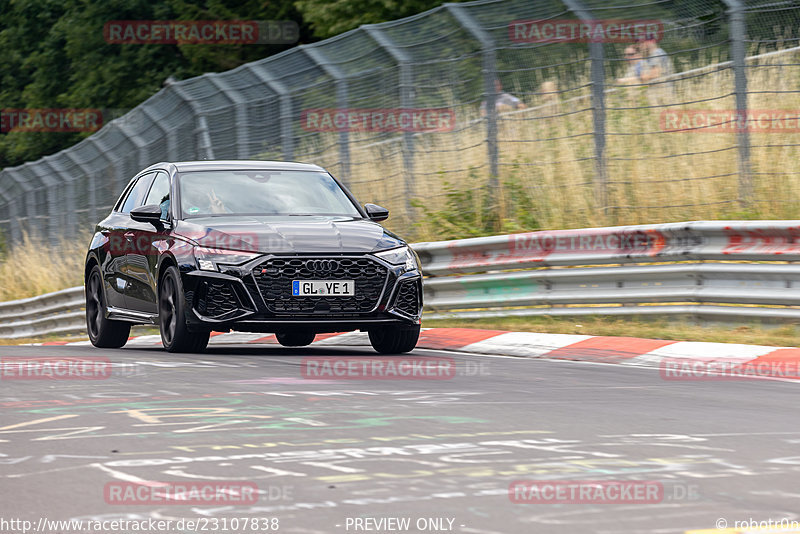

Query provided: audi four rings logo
[307,259,339,271]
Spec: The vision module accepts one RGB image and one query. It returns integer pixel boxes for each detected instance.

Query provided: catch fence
[0,0,798,245]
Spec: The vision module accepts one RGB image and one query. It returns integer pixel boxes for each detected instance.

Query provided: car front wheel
[159,266,210,353]
[86,265,131,348]
[368,324,420,354]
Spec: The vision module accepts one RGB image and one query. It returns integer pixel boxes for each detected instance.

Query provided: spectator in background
[617,46,643,85]
[480,79,527,116]
[638,37,672,82]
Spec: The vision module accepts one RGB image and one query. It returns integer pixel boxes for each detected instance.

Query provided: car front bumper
[179,255,422,333]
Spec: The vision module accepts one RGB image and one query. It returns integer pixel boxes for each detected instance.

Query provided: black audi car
[84,161,422,353]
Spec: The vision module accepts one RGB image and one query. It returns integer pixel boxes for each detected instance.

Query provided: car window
[119,173,156,214]
[144,171,170,220]
[177,170,361,218]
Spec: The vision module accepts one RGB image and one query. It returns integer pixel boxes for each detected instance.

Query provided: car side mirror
[365,203,389,222]
[130,204,164,227]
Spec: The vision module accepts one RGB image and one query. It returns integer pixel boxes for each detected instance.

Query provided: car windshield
[177,170,361,218]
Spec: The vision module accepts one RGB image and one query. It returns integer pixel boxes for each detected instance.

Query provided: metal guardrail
[416,220,800,321]
[0,287,85,339]
[4,220,800,338]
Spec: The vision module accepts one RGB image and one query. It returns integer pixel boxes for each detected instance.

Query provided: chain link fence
[1,0,799,245]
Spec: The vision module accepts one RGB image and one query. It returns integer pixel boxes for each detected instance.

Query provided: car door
[102,173,155,310]
[124,170,171,314]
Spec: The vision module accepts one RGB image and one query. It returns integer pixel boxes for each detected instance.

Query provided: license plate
[292,280,355,296]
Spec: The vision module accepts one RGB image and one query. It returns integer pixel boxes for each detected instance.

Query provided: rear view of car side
[84,161,422,354]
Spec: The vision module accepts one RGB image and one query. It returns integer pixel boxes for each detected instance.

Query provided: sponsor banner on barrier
[721,225,800,255]
[301,108,456,133]
[661,109,800,133]
[509,19,663,43]
[104,20,298,45]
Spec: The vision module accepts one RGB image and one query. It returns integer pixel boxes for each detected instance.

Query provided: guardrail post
[244,64,294,161]
[446,4,499,188]
[302,45,352,184]
[723,0,753,208]
[563,0,608,218]
[364,25,416,223]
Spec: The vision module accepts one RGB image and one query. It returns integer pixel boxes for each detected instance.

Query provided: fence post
[205,74,250,159]
[167,83,216,160]
[723,0,753,208]
[0,172,22,244]
[446,4,498,187]
[87,137,124,214]
[563,0,608,218]
[302,45,352,184]
[60,152,96,230]
[0,189,15,245]
[363,25,415,222]
[38,159,76,243]
[116,119,151,170]
[5,169,34,240]
[26,164,62,246]
[245,64,294,161]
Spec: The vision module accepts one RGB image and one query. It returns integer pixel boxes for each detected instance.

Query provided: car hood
[173,215,405,254]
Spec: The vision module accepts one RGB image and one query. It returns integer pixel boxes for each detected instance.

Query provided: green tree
[294,0,456,39]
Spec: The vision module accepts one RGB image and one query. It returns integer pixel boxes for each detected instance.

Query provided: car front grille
[394,280,420,316]
[254,257,388,315]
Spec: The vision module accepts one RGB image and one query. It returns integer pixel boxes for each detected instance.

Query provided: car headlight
[374,246,419,271]
[194,247,261,271]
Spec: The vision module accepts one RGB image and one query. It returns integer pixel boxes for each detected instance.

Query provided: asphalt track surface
[1,342,800,534]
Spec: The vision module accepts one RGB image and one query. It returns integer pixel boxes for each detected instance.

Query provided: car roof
[146,160,326,174]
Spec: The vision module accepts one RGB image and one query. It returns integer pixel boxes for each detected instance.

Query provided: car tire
[276,329,316,347]
[159,265,208,353]
[85,265,131,348]
[368,324,420,354]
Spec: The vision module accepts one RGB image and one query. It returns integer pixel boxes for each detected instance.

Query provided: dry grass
[0,233,87,301]
[423,316,800,347]
[299,49,800,241]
